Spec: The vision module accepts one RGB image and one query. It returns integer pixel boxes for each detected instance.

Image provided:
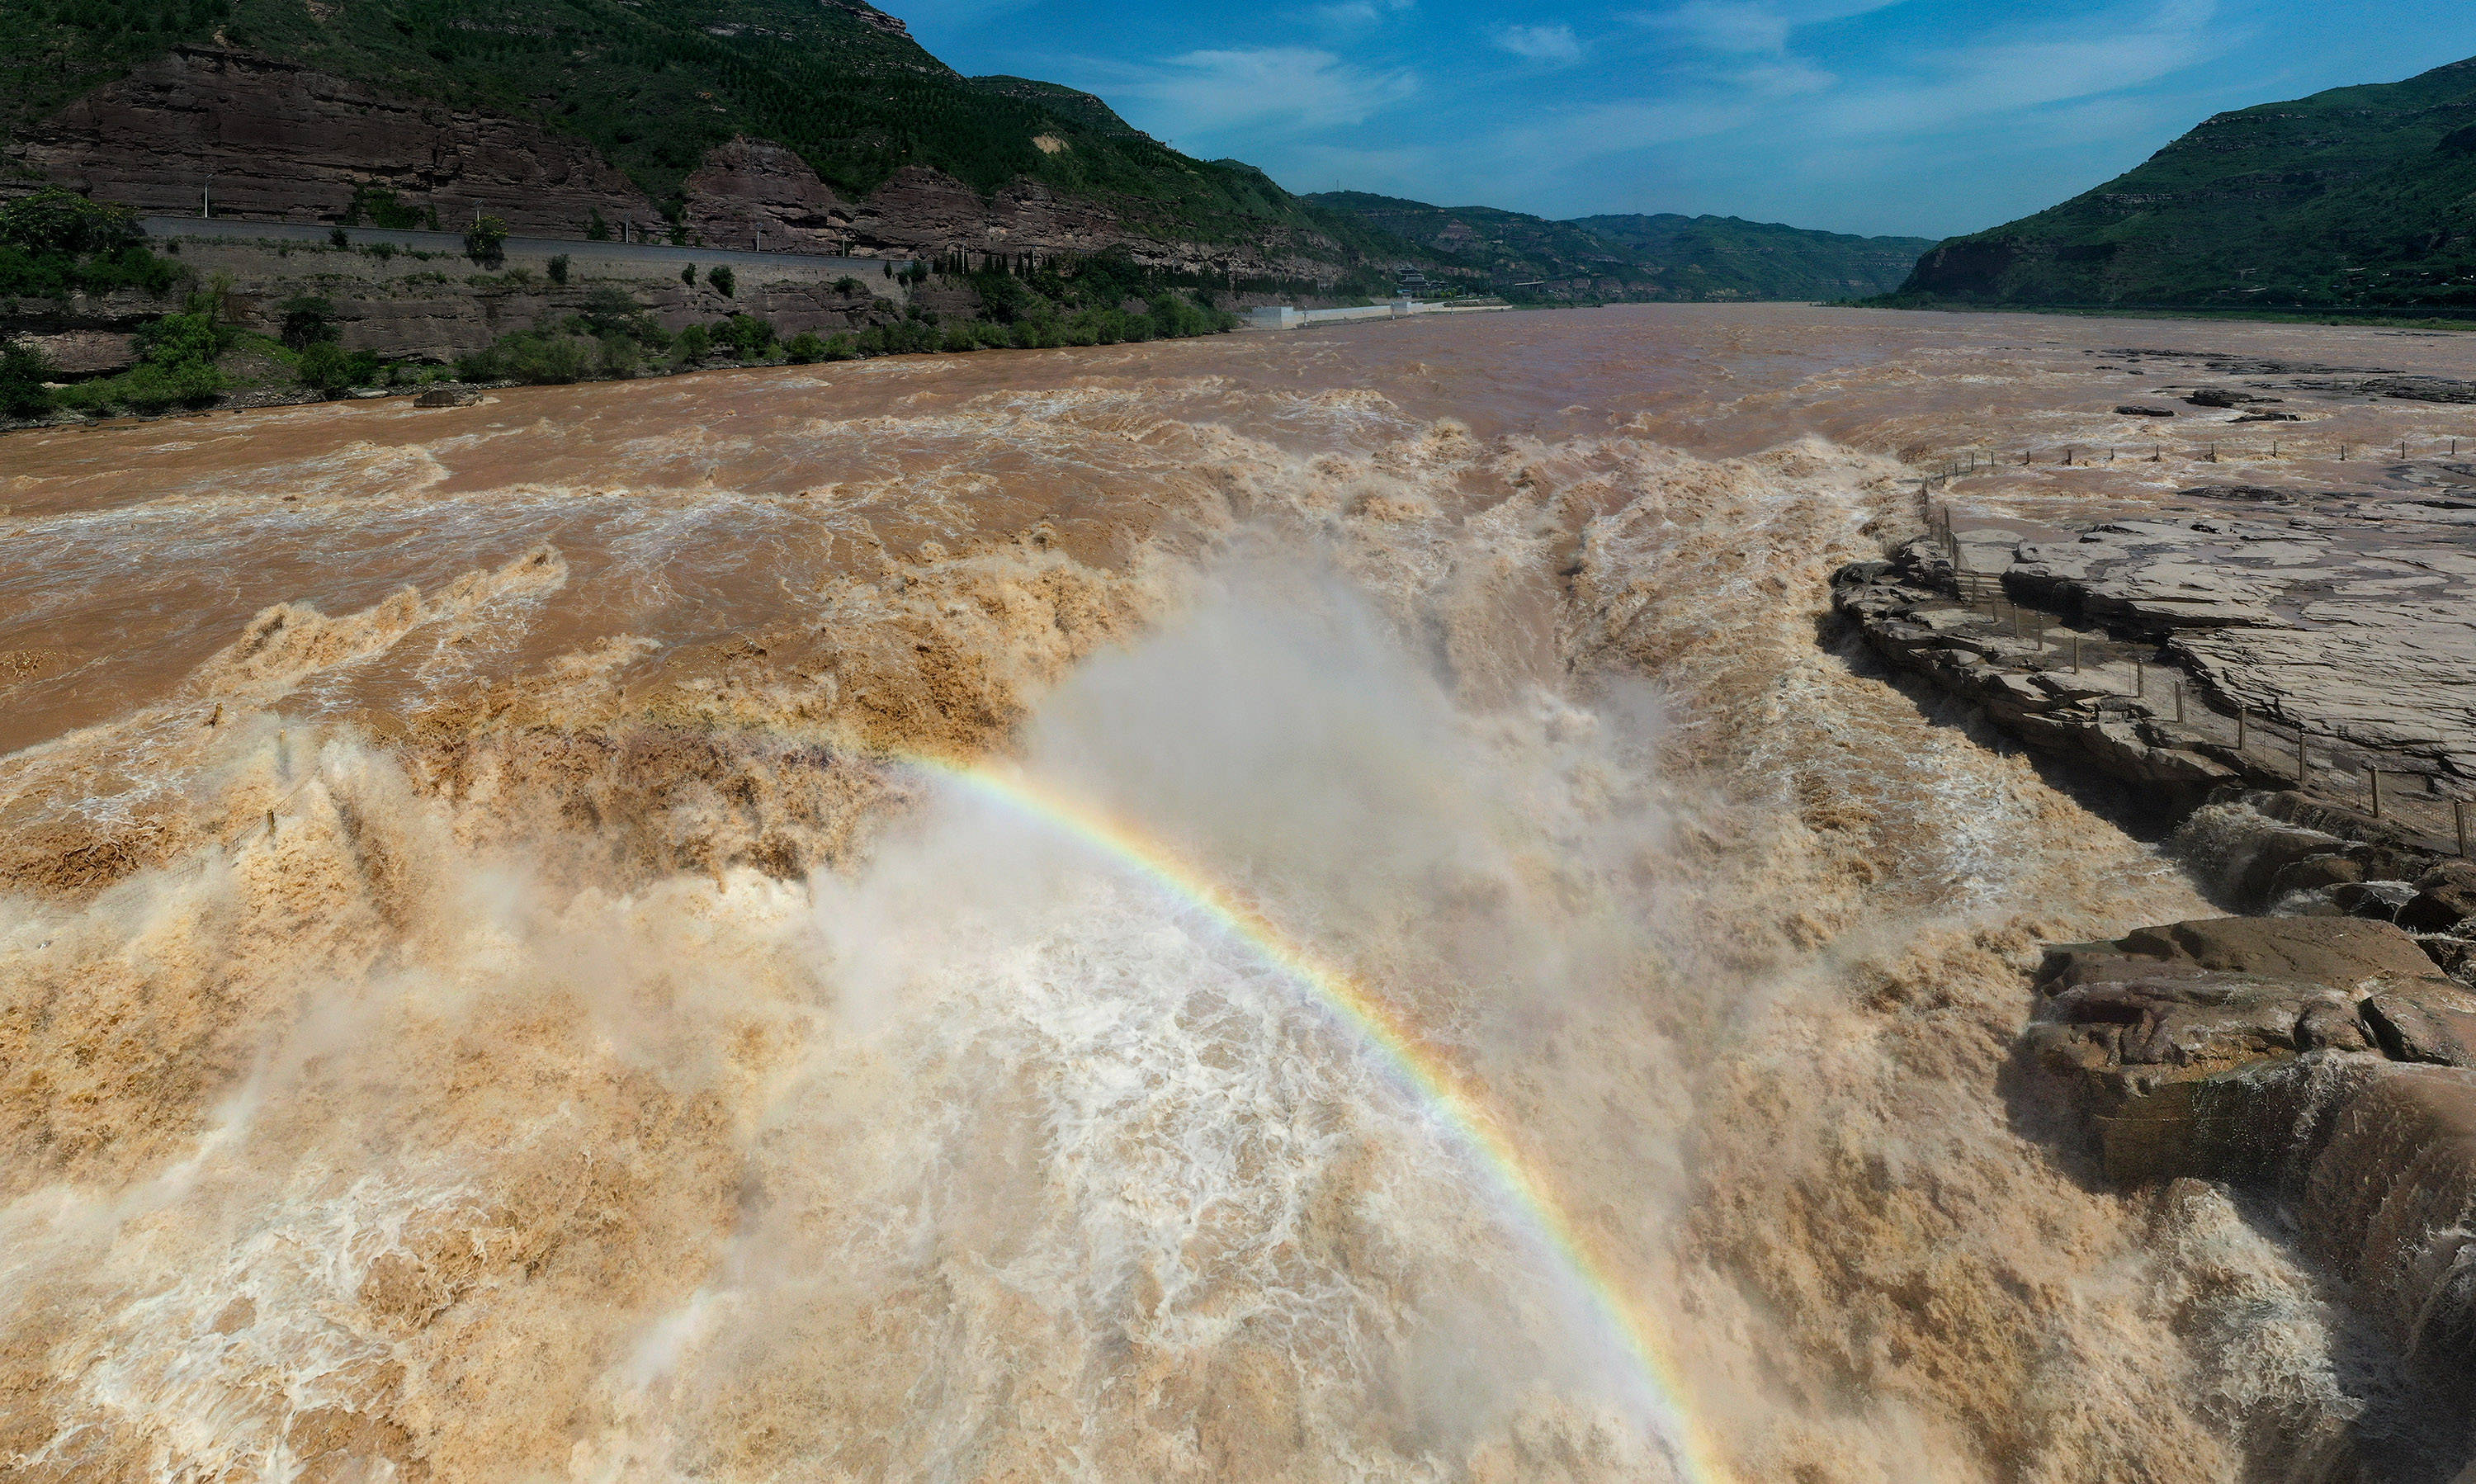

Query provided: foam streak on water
[0,307,2428,1482]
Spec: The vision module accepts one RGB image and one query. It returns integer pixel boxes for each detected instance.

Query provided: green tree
[1,341,56,419]
[463,215,508,267]
[707,264,735,297]
[0,186,140,257]
[546,253,569,286]
[277,295,338,350]
[586,209,612,242]
[681,263,696,286]
[784,330,825,363]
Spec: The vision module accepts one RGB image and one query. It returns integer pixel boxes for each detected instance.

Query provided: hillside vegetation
[1573,214,1933,300]
[1306,192,1651,298]
[0,0,1382,249]
[1892,55,2476,310]
[1307,191,1934,301]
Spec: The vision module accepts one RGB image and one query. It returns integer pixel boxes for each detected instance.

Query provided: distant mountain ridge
[1573,214,1936,301]
[1306,191,1934,301]
[1893,54,2476,310]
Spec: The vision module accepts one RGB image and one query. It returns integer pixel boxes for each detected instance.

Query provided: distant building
[1395,268,1435,298]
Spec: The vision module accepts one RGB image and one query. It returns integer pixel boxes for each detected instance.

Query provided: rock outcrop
[2028,916,2476,1396]
[680,138,856,255]
[1838,509,2476,787]
[1832,544,2263,811]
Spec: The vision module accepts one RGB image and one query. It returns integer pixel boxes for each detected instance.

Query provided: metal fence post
[2174,682,2185,724]
[2298,728,2308,787]
[2237,705,2247,749]
[2459,798,2469,858]
[2370,767,2383,819]
[2134,659,2144,697]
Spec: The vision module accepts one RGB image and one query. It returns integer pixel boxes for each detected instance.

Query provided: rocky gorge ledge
[1836,499,2476,1466]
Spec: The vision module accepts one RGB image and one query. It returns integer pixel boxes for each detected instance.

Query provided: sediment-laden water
[4,305,2465,1482]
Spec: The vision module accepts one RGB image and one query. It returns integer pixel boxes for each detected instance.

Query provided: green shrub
[71,245,185,296]
[568,286,664,347]
[707,264,735,297]
[0,192,181,300]
[823,333,859,362]
[1,342,56,419]
[546,253,570,286]
[58,354,224,414]
[513,334,589,383]
[295,340,380,395]
[328,227,349,249]
[0,245,71,298]
[670,324,712,367]
[784,330,825,363]
[135,310,233,366]
[681,263,696,286]
[833,276,865,294]
[938,324,978,353]
[597,333,640,379]
[716,312,773,360]
[346,186,428,231]
[459,333,593,385]
[586,209,611,242]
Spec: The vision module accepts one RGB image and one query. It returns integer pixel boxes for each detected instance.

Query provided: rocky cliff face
[12,48,659,237]
[11,50,1339,275]
[681,138,856,255]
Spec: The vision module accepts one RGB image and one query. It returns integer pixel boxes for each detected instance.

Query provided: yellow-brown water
[4,305,2469,1482]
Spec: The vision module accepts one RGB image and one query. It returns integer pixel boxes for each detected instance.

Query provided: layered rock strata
[12,48,657,237]
[1836,508,2476,801]
[7,48,1353,276]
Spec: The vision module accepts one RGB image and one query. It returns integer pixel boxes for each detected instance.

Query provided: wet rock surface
[2026,914,2476,1421]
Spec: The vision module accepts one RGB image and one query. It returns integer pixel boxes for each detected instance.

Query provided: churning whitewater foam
[0,321,2416,1482]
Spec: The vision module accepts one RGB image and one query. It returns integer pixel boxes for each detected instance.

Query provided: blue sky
[892,0,2476,239]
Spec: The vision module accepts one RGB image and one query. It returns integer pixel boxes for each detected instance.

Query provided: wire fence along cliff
[1914,434,2476,478]
[1912,498,2473,859]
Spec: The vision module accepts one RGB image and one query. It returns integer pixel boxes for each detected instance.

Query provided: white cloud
[1729,59,1834,96]
[1627,0,1910,52]
[1641,2,1791,54]
[1816,0,2223,137]
[1493,24,1585,64]
[1311,0,1413,27]
[1119,48,1419,135]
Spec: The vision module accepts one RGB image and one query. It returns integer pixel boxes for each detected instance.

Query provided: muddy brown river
[4,305,2474,1482]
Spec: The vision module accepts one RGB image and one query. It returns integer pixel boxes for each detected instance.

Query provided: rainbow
[902,752,1734,1484]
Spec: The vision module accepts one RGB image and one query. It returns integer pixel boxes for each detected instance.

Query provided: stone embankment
[9,226,943,370]
[1840,489,2476,1467]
